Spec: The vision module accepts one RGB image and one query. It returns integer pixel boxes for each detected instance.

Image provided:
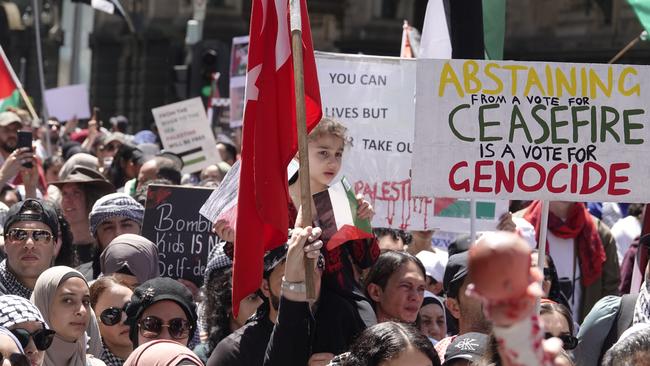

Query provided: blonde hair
[308,117,350,146]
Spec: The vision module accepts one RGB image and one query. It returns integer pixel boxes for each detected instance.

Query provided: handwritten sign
[316,52,506,231]
[141,184,220,286]
[412,59,650,202]
[152,97,220,174]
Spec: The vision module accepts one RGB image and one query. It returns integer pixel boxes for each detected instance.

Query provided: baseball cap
[448,234,472,256]
[416,250,448,283]
[443,251,469,299]
[443,332,488,365]
[0,112,21,127]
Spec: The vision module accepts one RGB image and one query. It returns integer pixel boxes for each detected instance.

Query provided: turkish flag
[232,0,322,315]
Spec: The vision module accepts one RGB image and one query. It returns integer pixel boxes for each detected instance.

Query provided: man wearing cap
[435,251,491,362]
[417,250,449,296]
[442,332,488,366]
[0,111,36,188]
[207,245,288,366]
[50,165,115,264]
[0,199,60,298]
[77,192,144,280]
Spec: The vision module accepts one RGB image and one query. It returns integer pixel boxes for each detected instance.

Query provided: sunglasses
[99,303,129,326]
[10,328,55,351]
[544,332,578,350]
[5,228,53,245]
[138,316,191,340]
[0,353,30,366]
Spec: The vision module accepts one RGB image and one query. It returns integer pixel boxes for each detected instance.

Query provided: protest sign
[43,84,91,122]
[229,36,249,128]
[152,97,220,174]
[141,184,220,286]
[316,52,506,231]
[412,59,650,202]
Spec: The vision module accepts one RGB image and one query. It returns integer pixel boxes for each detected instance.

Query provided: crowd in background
[0,107,643,366]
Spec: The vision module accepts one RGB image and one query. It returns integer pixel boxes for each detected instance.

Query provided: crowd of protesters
[0,107,643,366]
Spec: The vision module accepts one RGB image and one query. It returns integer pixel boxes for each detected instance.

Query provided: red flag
[233,0,322,315]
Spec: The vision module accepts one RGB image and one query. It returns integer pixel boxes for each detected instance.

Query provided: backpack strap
[616,293,639,338]
[599,293,639,363]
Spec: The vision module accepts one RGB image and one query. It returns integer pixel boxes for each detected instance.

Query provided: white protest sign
[412,59,650,202]
[152,97,220,174]
[43,84,91,122]
[316,52,507,231]
[229,36,249,128]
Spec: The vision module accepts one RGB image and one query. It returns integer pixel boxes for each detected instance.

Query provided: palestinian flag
[628,0,650,33]
[313,177,373,251]
[0,48,20,111]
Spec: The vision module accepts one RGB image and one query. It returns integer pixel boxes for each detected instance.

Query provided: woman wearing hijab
[417,292,447,343]
[0,295,54,366]
[30,266,106,366]
[0,326,30,366]
[123,340,203,366]
[99,234,159,287]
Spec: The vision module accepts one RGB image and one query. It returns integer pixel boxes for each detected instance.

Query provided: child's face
[308,134,344,191]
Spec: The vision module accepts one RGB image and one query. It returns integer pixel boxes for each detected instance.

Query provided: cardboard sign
[152,97,220,174]
[43,84,91,122]
[316,52,507,231]
[141,184,220,286]
[229,36,249,128]
[412,59,650,202]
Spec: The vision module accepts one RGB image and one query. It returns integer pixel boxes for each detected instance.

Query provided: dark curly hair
[341,322,440,366]
[44,201,77,267]
[204,267,234,354]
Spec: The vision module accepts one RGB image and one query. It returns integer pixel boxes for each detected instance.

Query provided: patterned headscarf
[0,295,48,329]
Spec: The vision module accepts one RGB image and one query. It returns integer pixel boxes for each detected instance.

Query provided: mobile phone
[17,131,33,168]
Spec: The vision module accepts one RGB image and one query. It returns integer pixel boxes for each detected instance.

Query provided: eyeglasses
[100,303,129,326]
[543,268,553,281]
[138,316,191,340]
[10,328,55,351]
[0,353,30,366]
[5,228,53,245]
[544,332,578,350]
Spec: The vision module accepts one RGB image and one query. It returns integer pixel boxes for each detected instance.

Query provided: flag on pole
[313,177,373,251]
[233,0,322,315]
[482,0,506,60]
[628,0,650,33]
[419,0,452,58]
[0,47,21,111]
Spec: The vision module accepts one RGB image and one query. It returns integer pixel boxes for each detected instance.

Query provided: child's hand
[213,219,235,243]
[356,194,374,221]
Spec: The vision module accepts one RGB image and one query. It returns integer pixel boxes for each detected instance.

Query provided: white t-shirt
[611,215,641,265]
[547,232,582,321]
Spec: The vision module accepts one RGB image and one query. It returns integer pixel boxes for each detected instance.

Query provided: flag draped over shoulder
[313,177,373,251]
[233,0,322,315]
[0,50,20,111]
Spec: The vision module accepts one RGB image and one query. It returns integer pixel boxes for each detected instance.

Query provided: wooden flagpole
[0,46,39,123]
[608,30,646,64]
[290,0,316,300]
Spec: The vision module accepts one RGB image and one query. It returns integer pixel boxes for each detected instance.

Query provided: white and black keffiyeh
[0,260,32,299]
[100,342,124,366]
[633,281,650,324]
[0,294,46,328]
